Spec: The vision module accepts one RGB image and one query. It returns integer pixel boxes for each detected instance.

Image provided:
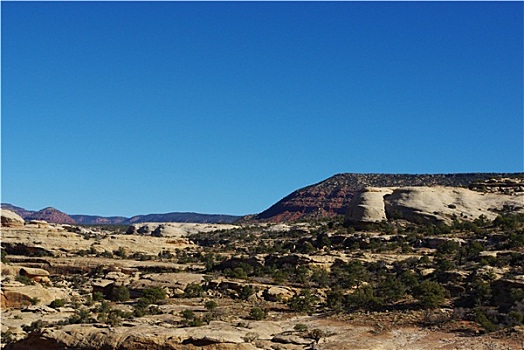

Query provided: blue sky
[2,1,523,217]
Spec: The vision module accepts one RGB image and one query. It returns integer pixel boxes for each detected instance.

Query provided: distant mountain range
[3,172,522,225]
[0,204,241,225]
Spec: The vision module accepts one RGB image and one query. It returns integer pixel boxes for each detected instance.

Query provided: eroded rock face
[345,186,524,226]
[1,281,68,309]
[254,173,522,222]
[1,209,25,227]
[20,267,51,284]
[128,223,239,238]
[6,322,258,350]
[345,188,394,224]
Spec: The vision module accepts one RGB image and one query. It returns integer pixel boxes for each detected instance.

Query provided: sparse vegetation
[15,274,34,285]
[249,306,267,320]
[109,285,130,302]
[3,200,524,348]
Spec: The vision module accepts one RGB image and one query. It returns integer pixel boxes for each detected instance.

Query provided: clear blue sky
[2,1,523,217]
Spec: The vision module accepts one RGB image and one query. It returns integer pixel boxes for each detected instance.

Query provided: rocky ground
[1,201,524,349]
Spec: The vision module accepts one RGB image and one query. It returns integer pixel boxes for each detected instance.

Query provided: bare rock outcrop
[128,222,239,238]
[1,281,68,309]
[1,209,24,227]
[19,267,51,284]
[6,322,259,350]
[345,186,524,226]
[345,188,394,224]
[254,173,523,222]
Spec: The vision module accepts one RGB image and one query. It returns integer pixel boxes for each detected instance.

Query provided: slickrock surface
[1,209,25,227]
[345,186,524,225]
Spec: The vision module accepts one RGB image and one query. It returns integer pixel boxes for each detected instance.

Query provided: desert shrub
[184,283,203,298]
[92,291,104,301]
[463,241,485,260]
[435,258,456,273]
[293,323,308,332]
[15,274,34,285]
[507,310,524,326]
[470,279,492,307]
[109,285,130,302]
[68,308,93,324]
[181,309,204,327]
[98,306,133,326]
[310,267,329,287]
[22,320,47,333]
[330,260,368,289]
[300,241,316,254]
[1,250,8,263]
[345,284,382,310]
[493,213,524,230]
[413,280,447,309]
[29,297,40,305]
[506,232,524,248]
[238,285,254,300]
[293,265,312,284]
[399,270,420,292]
[249,306,267,320]
[474,308,498,332]
[49,298,66,309]
[199,299,215,310]
[436,240,460,256]
[113,247,127,259]
[95,300,111,314]
[288,289,318,314]
[272,270,288,284]
[133,299,163,318]
[142,287,166,303]
[376,275,406,303]
[326,289,345,312]
[224,266,248,279]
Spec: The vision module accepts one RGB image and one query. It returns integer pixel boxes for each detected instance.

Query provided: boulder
[152,224,165,237]
[27,220,49,228]
[272,333,311,345]
[1,209,24,227]
[263,286,296,302]
[20,267,51,284]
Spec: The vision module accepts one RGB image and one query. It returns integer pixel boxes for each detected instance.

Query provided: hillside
[254,173,523,222]
[25,207,77,224]
[1,204,36,219]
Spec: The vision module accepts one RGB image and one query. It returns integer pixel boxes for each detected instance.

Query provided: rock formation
[1,209,25,227]
[345,186,524,225]
[254,173,523,222]
[345,188,394,224]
